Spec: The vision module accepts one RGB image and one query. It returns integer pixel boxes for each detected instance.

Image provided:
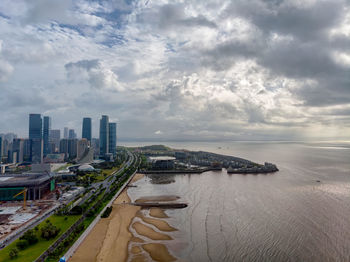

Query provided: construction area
[0,173,59,245]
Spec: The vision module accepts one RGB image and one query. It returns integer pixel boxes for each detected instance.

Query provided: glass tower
[43,116,51,156]
[29,114,42,139]
[99,115,109,157]
[108,122,117,157]
[29,114,43,163]
[82,117,92,142]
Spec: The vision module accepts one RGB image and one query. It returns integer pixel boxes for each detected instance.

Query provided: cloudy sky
[0,0,349,141]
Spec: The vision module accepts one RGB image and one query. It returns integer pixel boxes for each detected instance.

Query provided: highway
[0,149,135,250]
[64,150,137,260]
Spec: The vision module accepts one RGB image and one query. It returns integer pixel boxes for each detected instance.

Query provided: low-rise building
[0,173,55,201]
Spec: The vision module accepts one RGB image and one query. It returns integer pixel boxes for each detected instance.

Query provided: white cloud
[0,0,349,141]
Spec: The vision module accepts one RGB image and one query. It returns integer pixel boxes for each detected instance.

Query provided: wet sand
[70,173,178,262]
[132,221,172,240]
[70,173,144,262]
[149,208,169,218]
[142,243,176,262]
[137,212,177,232]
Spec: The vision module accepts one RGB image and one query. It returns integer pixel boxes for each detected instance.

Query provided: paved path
[64,170,137,260]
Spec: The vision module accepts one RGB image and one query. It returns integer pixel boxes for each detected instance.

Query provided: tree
[9,248,18,259]
[40,221,60,240]
[16,239,29,250]
[19,229,38,245]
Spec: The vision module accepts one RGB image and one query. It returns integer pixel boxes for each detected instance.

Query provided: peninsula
[131,145,279,174]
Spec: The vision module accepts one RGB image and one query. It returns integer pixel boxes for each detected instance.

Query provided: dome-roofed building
[78,164,95,172]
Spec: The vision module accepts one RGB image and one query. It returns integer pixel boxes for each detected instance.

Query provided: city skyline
[0,1,349,141]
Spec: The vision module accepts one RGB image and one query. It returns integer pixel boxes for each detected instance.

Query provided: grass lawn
[0,215,80,262]
[102,166,120,176]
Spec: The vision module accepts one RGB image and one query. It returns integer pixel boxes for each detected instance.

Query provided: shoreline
[70,173,178,262]
[70,174,143,262]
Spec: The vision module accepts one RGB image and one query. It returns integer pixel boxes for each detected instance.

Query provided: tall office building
[12,138,25,163]
[31,139,43,164]
[23,139,31,161]
[50,129,61,152]
[91,138,100,159]
[43,116,51,156]
[29,114,42,139]
[2,139,9,163]
[29,114,43,164]
[68,129,76,139]
[99,115,109,157]
[77,138,89,160]
[68,139,78,159]
[82,118,92,142]
[59,139,69,159]
[0,136,2,163]
[108,122,117,157]
[64,127,69,139]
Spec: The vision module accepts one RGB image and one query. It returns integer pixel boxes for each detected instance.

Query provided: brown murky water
[126,142,350,262]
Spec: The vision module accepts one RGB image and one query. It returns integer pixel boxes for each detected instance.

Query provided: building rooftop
[0,173,53,188]
[149,156,176,161]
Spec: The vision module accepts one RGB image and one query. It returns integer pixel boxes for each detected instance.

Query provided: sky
[0,0,349,141]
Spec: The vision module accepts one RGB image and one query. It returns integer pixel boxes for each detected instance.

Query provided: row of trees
[9,220,61,259]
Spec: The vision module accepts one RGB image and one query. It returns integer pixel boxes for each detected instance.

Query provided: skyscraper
[64,127,69,139]
[59,139,69,159]
[23,139,31,161]
[29,114,43,164]
[77,138,89,160]
[99,115,109,157]
[43,116,51,156]
[12,138,25,163]
[82,117,92,142]
[68,139,78,159]
[50,129,61,153]
[0,136,2,163]
[31,139,43,163]
[108,122,117,157]
[29,114,42,140]
[68,129,76,139]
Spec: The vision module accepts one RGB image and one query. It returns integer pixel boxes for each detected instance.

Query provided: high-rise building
[68,139,78,159]
[29,114,43,163]
[0,133,17,142]
[50,129,61,152]
[2,139,9,163]
[64,127,69,139]
[59,139,69,159]
[31,139,43,164]
[29,114,42,140]
[68,129,76,139]
[91,138,100,159]
[108,122,117,157]
[12,138,25,163]
[0,136,2,163]
[43,116,51,156]
[82,118,92,142]
[99,115,109,157]
[77,138,89,160]
[23,139,31,161]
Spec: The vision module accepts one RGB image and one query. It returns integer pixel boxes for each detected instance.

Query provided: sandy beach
[70,173,178,262]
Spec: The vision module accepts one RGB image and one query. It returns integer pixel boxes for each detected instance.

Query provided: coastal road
[0,150,134,250]
[64,151,138,261]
